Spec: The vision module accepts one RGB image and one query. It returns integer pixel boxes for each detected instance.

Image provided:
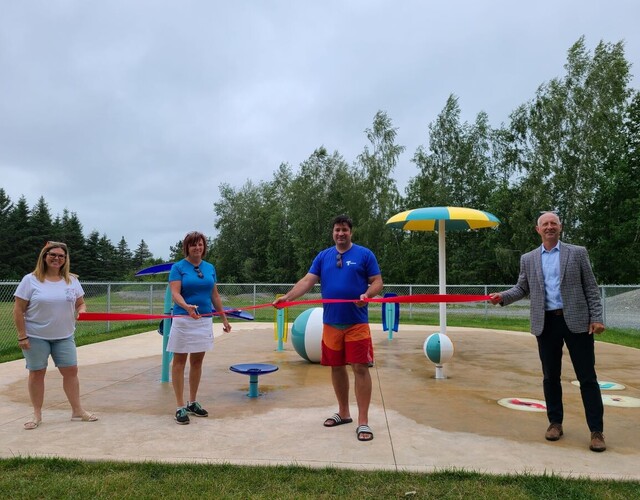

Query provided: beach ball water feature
[291,307,323,363]
[424,333,454,379]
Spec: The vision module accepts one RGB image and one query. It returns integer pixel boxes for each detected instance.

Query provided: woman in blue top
[167,231,231,424]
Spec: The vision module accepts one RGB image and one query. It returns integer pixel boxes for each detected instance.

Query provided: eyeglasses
[194,266,204,279]
[336,253,343,268]
[47,252,67,259]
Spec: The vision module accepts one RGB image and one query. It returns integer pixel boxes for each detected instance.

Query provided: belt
[546,309,563,316]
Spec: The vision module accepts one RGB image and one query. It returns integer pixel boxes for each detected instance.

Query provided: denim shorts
[22,336,78,371]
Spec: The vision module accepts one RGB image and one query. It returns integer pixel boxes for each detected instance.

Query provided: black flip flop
[324,413,353,427]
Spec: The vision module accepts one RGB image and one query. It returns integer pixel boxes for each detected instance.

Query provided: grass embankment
[1,458,639,499]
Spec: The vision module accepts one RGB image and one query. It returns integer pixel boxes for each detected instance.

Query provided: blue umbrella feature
[134,262,175,276]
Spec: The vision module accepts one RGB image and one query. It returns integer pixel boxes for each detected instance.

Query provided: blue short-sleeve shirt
[309,244,381,324]
[169,259,216,315]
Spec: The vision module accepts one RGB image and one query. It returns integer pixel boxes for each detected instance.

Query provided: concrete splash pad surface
[1,323,639,480]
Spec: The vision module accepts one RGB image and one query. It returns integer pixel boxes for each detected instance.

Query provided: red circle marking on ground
[497,398,547,412]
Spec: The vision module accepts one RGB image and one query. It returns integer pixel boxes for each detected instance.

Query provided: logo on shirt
[65,288,77,302]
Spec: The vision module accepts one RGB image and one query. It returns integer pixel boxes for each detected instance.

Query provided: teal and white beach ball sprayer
[424,333,454,379]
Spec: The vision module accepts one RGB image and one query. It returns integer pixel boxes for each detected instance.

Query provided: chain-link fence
[2,282,639,353]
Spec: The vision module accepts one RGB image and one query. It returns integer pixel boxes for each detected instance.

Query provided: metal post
[276,308,285,351]
[161,285,173,383]
[248,374,259,397]
[106,283,111,333]
[386,302,395,340]
[438,219,447,335]
[409,285,413,320]
[484,285,488,319]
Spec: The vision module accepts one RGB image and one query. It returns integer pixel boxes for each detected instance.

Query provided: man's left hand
[589,322,605,335]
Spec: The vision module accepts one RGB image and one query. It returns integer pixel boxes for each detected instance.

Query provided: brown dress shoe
[590,431,606,452]
[545,423,563,441]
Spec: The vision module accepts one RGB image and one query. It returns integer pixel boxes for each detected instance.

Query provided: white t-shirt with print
[14,274,84,340]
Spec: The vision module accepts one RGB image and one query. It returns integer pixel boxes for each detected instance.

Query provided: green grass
[0,458,638,499]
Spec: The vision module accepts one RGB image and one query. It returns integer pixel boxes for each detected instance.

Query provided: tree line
[0,192,159,281]
[2,39,638,285]
[210,38,639,285]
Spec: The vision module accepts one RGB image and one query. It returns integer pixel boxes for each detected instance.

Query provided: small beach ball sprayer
[424,333,454,379]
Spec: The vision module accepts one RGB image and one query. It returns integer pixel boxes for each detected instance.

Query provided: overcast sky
[1,1,638,260]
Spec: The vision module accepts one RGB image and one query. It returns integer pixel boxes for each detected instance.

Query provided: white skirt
[167,316,214,353]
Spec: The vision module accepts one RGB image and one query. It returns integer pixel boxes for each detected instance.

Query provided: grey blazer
[501,242,603,336]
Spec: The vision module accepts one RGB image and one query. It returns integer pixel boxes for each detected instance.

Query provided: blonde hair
[33,241,75,284]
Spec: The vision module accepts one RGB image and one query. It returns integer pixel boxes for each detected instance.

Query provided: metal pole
[161,285,173,383]
[438,219,446,336]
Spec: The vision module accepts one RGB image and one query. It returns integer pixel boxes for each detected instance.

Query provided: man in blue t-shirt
[274,215,383,442]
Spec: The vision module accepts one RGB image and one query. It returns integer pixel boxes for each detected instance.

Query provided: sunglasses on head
[45,241,67,249]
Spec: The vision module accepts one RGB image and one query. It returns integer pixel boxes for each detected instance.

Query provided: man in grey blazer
[490,211,606,452]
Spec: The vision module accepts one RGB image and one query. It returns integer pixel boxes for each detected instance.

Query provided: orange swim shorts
[321,323,374,366]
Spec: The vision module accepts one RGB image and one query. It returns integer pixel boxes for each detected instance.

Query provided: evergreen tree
[29,196,54,247]
[132,239,153,271]
[84,231,101,280]
[115,237,134,278]
[59,211,88,278]
[97,234,118,280]
[0,189,14,279]
[6,196,32,278]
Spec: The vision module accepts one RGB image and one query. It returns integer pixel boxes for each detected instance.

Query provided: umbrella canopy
[386,206,500,336]
[386,206,500,232]
[135,262,175,276]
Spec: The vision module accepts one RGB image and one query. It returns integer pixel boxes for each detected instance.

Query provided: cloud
[1,0,638,259]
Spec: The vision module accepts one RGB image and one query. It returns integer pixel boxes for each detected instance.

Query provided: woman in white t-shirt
[13,241,98,430]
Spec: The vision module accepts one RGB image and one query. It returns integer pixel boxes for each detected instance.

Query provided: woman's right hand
[18,338,30,350]
[186,304,201,319]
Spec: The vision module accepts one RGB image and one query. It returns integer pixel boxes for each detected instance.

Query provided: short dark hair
[182,231,207,257]
[331,214,353,230]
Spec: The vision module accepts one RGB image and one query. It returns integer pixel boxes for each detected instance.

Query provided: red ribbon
[78,294,490,322]
[277,294,490,308]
